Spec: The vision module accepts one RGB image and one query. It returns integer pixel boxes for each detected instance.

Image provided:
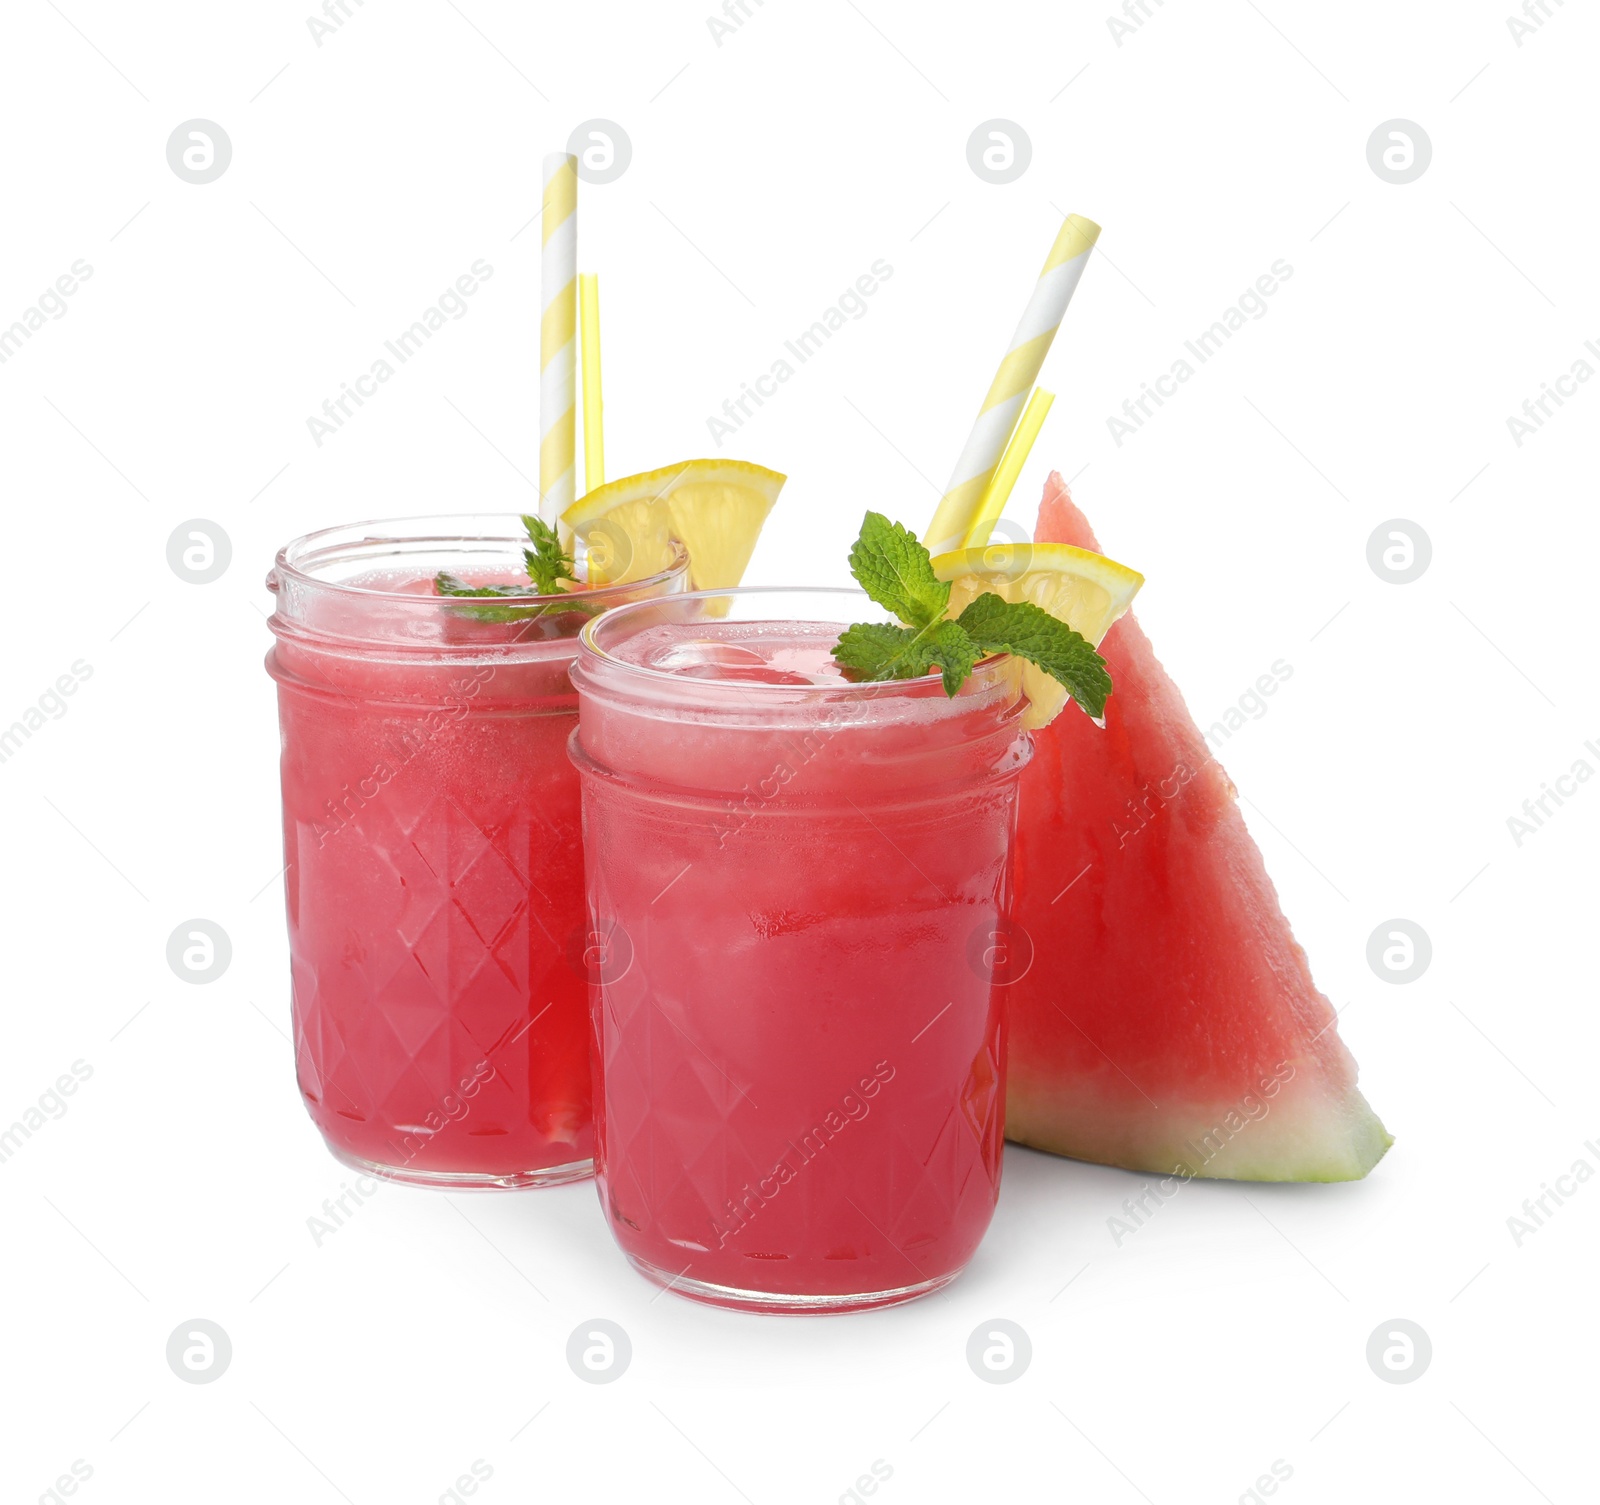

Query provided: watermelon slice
[1005,475,1391,1181]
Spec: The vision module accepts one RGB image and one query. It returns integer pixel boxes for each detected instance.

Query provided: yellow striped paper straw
[923,213,1100,556]
[579,272,604,492]
[963,386,1054,551]
[540,153,578,525]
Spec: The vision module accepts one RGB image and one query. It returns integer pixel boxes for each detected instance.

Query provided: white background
[2,1,1596,1501]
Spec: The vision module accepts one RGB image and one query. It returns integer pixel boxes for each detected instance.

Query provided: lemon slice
[931,540,1144,729]
[562,459,785,590]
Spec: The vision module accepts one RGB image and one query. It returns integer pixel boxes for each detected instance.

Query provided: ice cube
[649,638,815,685]
[649,640,772,671]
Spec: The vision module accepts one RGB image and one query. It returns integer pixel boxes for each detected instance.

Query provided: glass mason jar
[266,516,687,1189]
[568,587,1032,1311]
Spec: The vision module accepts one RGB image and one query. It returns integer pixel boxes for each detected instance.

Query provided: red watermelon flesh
[1005,475,1390,1181]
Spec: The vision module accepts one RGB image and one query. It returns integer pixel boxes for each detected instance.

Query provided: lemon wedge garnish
[562,459,785,590]
[931,541,1143,729]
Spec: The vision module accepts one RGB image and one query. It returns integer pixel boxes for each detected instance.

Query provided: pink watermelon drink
[266,517,687,1188]
[569,588,1029,1312]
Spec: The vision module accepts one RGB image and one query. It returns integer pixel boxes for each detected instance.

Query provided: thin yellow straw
[961,387,1054,550]
[579,273,604,493]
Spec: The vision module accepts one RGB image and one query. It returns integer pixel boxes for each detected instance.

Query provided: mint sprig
[434,515,584,622]
[832,510,1112,719]
[520,513,577,594]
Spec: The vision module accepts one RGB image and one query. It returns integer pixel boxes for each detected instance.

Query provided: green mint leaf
[434,572,529,599]
[956,591,1113,720]
[833,618,979,697]
[915,620,985,697]
[833,621,920,681]
[521,514,577,595]
[847,511,949,629]
[919,619,981,696]
[432,571,536,622]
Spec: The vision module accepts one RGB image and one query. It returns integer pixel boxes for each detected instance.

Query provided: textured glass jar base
[626,1253,961,1314]
[330,1145,594,1191]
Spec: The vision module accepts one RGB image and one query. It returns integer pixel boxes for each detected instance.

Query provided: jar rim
[576,584,1009,701]
[270,514,688,606]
